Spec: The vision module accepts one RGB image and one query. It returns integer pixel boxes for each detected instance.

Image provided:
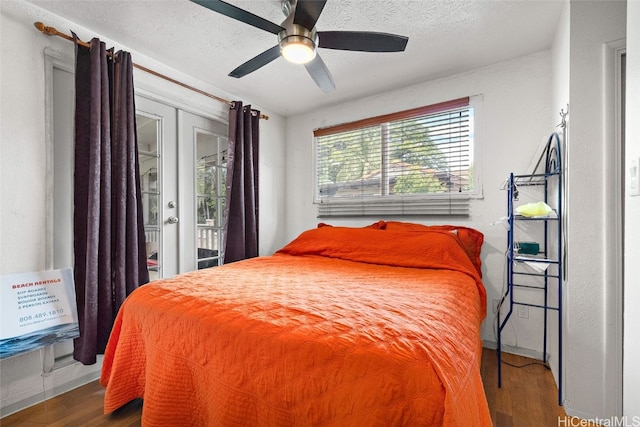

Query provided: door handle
[167,216,179,224]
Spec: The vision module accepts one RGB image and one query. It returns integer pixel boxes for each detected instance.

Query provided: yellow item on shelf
[515,201,553,217]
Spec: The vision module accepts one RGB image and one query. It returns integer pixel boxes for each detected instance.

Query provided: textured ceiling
[28,0,564,117]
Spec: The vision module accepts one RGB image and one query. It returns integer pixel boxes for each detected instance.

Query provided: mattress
[100,225,491,426]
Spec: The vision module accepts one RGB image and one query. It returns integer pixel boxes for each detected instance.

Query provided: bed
[100,222,491,426]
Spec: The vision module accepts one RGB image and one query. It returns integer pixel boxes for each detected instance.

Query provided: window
[313,96,480,216]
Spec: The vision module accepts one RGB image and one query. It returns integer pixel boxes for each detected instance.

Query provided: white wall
[284,51,553,351]
[552,2,570,118]
[0,0,286,416]
[563,0,626,419]
[624,0,640,418]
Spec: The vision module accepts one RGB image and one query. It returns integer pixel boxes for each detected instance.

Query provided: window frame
[312,95,483,217]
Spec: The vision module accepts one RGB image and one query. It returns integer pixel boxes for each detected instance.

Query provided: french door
[135,96,228,279]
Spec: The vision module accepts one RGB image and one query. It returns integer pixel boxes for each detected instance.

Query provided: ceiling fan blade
[304,54,335,93]
[191,0,284,34]
[318,31,409,52]
[229,45,281,78]
[293,0,327,30]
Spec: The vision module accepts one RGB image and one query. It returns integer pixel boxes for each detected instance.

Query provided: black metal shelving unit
[497,131,564,406]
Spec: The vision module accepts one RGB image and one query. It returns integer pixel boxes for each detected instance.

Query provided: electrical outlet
[492,299,500,314]
[517,305,529,319]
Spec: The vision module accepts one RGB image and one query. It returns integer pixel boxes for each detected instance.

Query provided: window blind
[314,97,474,217]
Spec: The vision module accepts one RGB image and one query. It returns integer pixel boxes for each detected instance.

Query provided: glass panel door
[181,111,228,271]
[196,132,227,268]
[137,114,161,280]
[135,96,178,278]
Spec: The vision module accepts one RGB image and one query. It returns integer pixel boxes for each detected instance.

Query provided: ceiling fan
[191,0,409,92]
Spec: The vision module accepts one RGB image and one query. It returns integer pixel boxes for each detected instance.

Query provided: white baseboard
[483,339,547,361]
[0,358,102,419]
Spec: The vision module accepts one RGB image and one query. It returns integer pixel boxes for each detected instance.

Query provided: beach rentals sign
[0,268,79,359]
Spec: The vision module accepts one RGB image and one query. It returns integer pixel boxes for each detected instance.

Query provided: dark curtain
[223,102,260,263]
[73,37,149,365]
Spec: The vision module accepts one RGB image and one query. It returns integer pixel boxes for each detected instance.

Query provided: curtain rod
[34,22,269,120]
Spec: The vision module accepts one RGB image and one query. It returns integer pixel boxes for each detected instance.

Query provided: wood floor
[2,348,581,426]
[481,348,566,427]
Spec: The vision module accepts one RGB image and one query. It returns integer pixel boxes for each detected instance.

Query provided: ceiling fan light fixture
[192,0,408,92]
[280,35,316,64]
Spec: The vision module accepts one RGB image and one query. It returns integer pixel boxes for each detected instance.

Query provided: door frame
[602,39,625,416]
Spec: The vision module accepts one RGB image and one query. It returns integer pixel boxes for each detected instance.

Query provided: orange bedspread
[101,227,491,426]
